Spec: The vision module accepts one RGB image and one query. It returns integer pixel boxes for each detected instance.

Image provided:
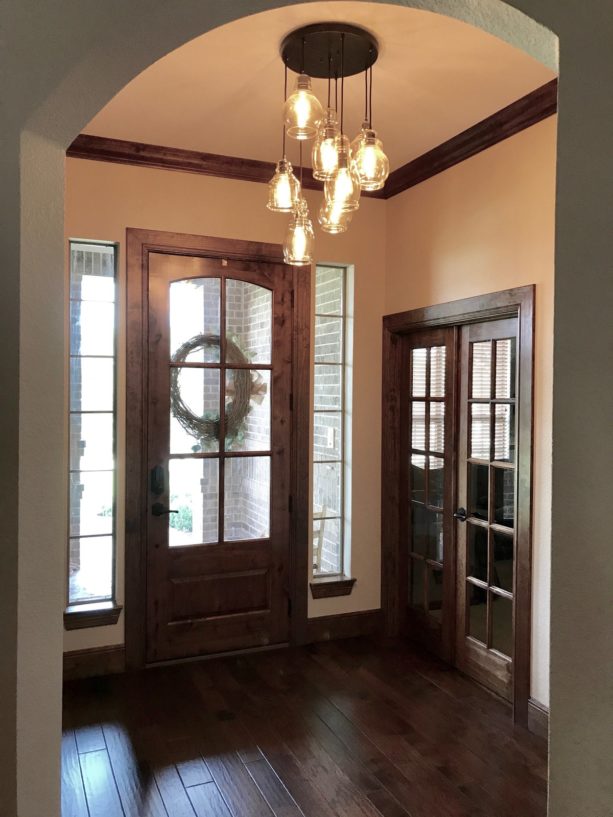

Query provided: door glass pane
[168,458,219,546]
[313,412,342,461]
[170,367,220,454]
[468,463,489,520]
[467,524,488,583]
[470,403,490,459]
[494,404,515,462]
[69,536,113,603]
[492,531,514,593]
[428,456,444,508]
[467,583,487,644]
[70,413,113,471]
[170,278,221,361]
[471,341,492,399]
[314,365,342,410]
[70,357,114,411]
[225,369,270,452]
[429,511,444,562]
[410,504,428,556]
[226,279,272,365]
[428,566,443,621]
[69,471,113,537]
[70,300,115,356]
[491,593,513,657]
[430,402,445,453]
[411,349,427,397]
[495,338,516,399]
[411,454,426,502]
[313,462,342,517]
[410,558,425,608]
[493,467,515,527]
[314,317,343,363]
[412,401,426,449]
[224,456,270,540]
[430,347,446,398]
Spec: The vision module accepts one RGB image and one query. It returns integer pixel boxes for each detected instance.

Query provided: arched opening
[5,2,613,816]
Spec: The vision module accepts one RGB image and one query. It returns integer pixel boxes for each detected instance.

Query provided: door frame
[381,285,534,724]
[124,228,311,669]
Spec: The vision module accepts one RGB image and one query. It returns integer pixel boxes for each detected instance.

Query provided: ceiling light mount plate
[281,23,378,79]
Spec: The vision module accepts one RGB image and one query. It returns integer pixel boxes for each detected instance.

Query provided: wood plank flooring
[62,638,547,817]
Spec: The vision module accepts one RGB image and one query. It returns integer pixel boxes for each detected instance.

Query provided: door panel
[455,318,518,700]
[146,252,293,662]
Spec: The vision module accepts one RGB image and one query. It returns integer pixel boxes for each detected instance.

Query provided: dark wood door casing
[125,229,311,669]
[381,286,534,725]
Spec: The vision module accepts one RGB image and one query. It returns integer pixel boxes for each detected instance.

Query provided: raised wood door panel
[405,327,457,662]
[455,318,518,700]
[146,252,293,662]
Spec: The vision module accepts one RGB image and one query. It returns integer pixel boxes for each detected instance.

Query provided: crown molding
[66,78,557,200]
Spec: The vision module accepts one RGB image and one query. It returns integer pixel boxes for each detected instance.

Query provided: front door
[145,249,294,662]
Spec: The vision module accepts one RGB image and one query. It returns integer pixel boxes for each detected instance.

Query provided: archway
[3,1,613,816]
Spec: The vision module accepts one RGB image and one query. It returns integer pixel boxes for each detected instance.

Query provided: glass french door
[455,318,518,700]
[145,252,293,662]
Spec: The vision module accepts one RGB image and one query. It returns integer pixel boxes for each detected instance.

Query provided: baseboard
[306,609,384,643]
[63,645,126,681]
[528,697,549,739]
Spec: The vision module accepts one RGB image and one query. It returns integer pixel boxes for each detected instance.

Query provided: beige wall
[386,116,557,706]
[64,158,387,653]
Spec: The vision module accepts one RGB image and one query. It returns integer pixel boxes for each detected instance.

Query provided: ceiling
[83,2,556,172]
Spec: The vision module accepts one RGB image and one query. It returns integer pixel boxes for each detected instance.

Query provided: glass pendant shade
[267,158,301,212]
[283,199,314,265]
[283,73,323,141]
[312,108,341,181]
[318,201,352,234]
[323,144,361,213]
[352,125,390,191]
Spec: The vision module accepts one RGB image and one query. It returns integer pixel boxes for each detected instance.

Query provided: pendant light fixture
[268,64,301,212]
[351,65,390,191]
[269,23,386,259]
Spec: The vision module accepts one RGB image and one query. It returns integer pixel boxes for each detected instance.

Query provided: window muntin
[313,265,349,576]
[68,241,117,606]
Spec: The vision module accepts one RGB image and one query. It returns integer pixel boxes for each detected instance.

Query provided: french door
[386,288,534,718]
[141,244,295,663]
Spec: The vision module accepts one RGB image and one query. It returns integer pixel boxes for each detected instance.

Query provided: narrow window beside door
[312,265,351,577]
[66,241,119,622]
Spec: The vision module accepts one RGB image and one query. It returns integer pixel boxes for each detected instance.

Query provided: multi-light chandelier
[267,24,389,265]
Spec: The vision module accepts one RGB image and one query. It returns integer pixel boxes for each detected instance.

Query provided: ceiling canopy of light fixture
[280,23,379,79]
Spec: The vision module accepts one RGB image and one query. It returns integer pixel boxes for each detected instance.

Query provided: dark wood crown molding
[66,79,557,199]
[384,78,558,198]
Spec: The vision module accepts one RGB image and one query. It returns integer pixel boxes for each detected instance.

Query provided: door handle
[152,502,178,516]
[453,507,468,522]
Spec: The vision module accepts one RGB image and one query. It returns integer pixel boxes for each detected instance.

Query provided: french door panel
[455,318,518,701]
[146,252,293,662]
[405,327,456,662]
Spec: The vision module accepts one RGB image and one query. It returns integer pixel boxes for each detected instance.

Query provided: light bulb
[267,158,301,212]
[324,141,360,213]
[352,125,390,191]
[318,201,352,234]
[312,108,340,181]
[283,199,314,265]
[283,74,323,141]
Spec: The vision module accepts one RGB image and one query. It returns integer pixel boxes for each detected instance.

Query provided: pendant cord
[282,62,288,158]
[369,64,373,127]
[364,64,368,123]
[301,37,305,74]
[299,140,303,189]
[327,55,331,108]
[340,33,345,135]
[334,74,338,112]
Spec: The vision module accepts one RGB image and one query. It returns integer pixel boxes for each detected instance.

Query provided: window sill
[310,575,356,599]
[64,601,123,630]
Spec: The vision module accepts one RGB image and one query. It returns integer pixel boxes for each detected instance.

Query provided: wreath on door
[170,333,267,450]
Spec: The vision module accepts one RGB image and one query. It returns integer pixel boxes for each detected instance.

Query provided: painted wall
[64,157,387,654]
[386,116,556,705]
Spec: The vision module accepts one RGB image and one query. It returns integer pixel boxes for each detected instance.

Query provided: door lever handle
[453,507,468,522]
[152,502,178,516]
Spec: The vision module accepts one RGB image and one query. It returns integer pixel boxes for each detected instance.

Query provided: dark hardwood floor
[62,638,547,817]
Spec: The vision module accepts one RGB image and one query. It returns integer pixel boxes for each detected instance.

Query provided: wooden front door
[455,317,519,700]
[145,248,294,662]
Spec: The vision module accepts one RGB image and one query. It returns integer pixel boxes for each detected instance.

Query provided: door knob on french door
[152,502,178,516]
[454,507,468,522]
